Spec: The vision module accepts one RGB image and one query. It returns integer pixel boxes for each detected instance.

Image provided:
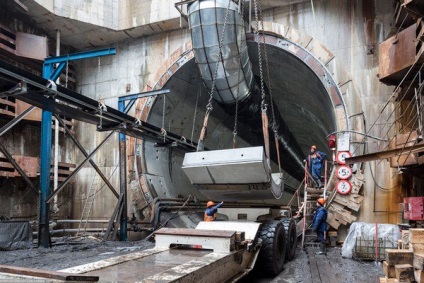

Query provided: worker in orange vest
[204,201,223,221]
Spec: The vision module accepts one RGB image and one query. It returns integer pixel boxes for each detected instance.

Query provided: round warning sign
[336,165,352,180]
[336,151,352,165]
[335,180,352,195]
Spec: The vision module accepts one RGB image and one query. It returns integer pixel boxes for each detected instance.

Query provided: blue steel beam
[119,89,170,116]
[39,48,117,247]
[118,100,127,241]
[39,64,54,248]
[44,48,116,65]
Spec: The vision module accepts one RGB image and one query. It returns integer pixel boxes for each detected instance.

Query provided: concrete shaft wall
[72,0,399,226]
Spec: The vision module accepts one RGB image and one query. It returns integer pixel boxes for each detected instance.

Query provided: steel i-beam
[54,114,119,199]
[46,131,115,204]
[39,48,116,248]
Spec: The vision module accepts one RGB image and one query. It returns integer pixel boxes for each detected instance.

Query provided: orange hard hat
[207,201,215,207]
[311,145,317,150]
[317,198,326,205]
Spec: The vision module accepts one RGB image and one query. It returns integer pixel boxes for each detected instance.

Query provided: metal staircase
[298,161,332,250]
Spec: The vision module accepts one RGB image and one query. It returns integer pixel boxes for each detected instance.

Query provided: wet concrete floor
[0,237,384,282]
[243,246,384,283]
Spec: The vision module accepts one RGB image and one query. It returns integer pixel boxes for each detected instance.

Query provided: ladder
[299,161,332,250]
[77,173,101,235]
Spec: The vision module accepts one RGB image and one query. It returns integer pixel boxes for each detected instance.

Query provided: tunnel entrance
[134,30,348,205]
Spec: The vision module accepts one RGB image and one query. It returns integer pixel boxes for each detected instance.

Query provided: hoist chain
[98,102,107,129]
[254,0,266,112]
[233,1,246,149]
[197,0,232,151]
[258,0,277,133]
[256,0,283,177]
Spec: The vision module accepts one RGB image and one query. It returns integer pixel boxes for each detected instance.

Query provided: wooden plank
[58,162,77,168]
[415,269,424,283]
[327,213,341,229]
[333,194,363,211]
[384,260,396,278]
[409,243,424,253]
[0,161,14,169]
[327,205,357,223]
[414,253,424,269]
[0,265,99,281]
[395,264,414,281]
[308,257,321,283]
[379,278,397,283]
[316,260,337,283]
[409,228,424,243]
[385,249,414,266]
[155,228,236,238]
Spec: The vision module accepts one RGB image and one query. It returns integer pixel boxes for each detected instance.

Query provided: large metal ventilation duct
[188,0,253,104]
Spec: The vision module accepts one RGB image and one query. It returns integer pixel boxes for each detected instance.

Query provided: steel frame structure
[0,52,197,247]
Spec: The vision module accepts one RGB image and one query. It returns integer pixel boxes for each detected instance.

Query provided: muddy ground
[0,237,384,282]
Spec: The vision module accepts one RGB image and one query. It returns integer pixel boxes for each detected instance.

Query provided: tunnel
[133,26,347,206]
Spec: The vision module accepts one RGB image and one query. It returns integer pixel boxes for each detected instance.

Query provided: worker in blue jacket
[204,201,223,221]
[307,145,327,189]
[312,198,328,255]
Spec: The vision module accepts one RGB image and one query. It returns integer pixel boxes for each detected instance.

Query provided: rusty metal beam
[0,265,98,281]
[0,143,39,194]
[345,143,424,164]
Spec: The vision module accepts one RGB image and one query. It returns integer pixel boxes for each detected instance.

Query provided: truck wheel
[282,218,297,261]
[257,220,286,276]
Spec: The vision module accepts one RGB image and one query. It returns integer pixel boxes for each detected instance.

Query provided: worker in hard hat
[204,201,223,221]
[307,145,327,189]
[312,198,328,255]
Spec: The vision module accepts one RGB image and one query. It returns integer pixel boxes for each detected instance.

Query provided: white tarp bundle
[341,222,400,259]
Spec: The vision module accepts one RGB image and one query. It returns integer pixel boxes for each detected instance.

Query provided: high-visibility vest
[204,212,216,221]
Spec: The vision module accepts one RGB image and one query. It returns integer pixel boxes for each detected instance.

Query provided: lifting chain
[197,0,232,151]
[95,57,101,100]
[98,102,107,129]
[254,0,282,177]
[254,0,270,160]
[233,0,246,149]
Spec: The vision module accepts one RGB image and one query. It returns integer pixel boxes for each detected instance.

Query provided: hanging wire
[352,62,424,156]
[65,56,69,88]
[190,84,200,146]
[162,93,166,142]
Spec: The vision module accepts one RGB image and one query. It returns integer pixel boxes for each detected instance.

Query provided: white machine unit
[182,147,283,200]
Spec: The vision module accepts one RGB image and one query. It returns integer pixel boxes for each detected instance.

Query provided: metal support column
[118,100,127,241]
[39,48,116,247]
[39,63,53,248]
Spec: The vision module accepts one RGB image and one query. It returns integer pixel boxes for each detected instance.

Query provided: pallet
[0,155,38,178]
[50,162,76,182]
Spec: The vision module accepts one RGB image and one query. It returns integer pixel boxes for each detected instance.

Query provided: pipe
[188,0,253,104]
[188,0,305,179]
[53,29,60,213]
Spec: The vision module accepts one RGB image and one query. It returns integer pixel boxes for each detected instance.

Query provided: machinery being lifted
[0,0,303,281]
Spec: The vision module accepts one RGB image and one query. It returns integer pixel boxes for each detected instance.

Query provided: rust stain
[328,85,342,107]
[362,0,375,45]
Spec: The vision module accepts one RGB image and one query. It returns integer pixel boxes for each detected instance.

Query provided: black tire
[257,220,286,276]
[282,218,298,261]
